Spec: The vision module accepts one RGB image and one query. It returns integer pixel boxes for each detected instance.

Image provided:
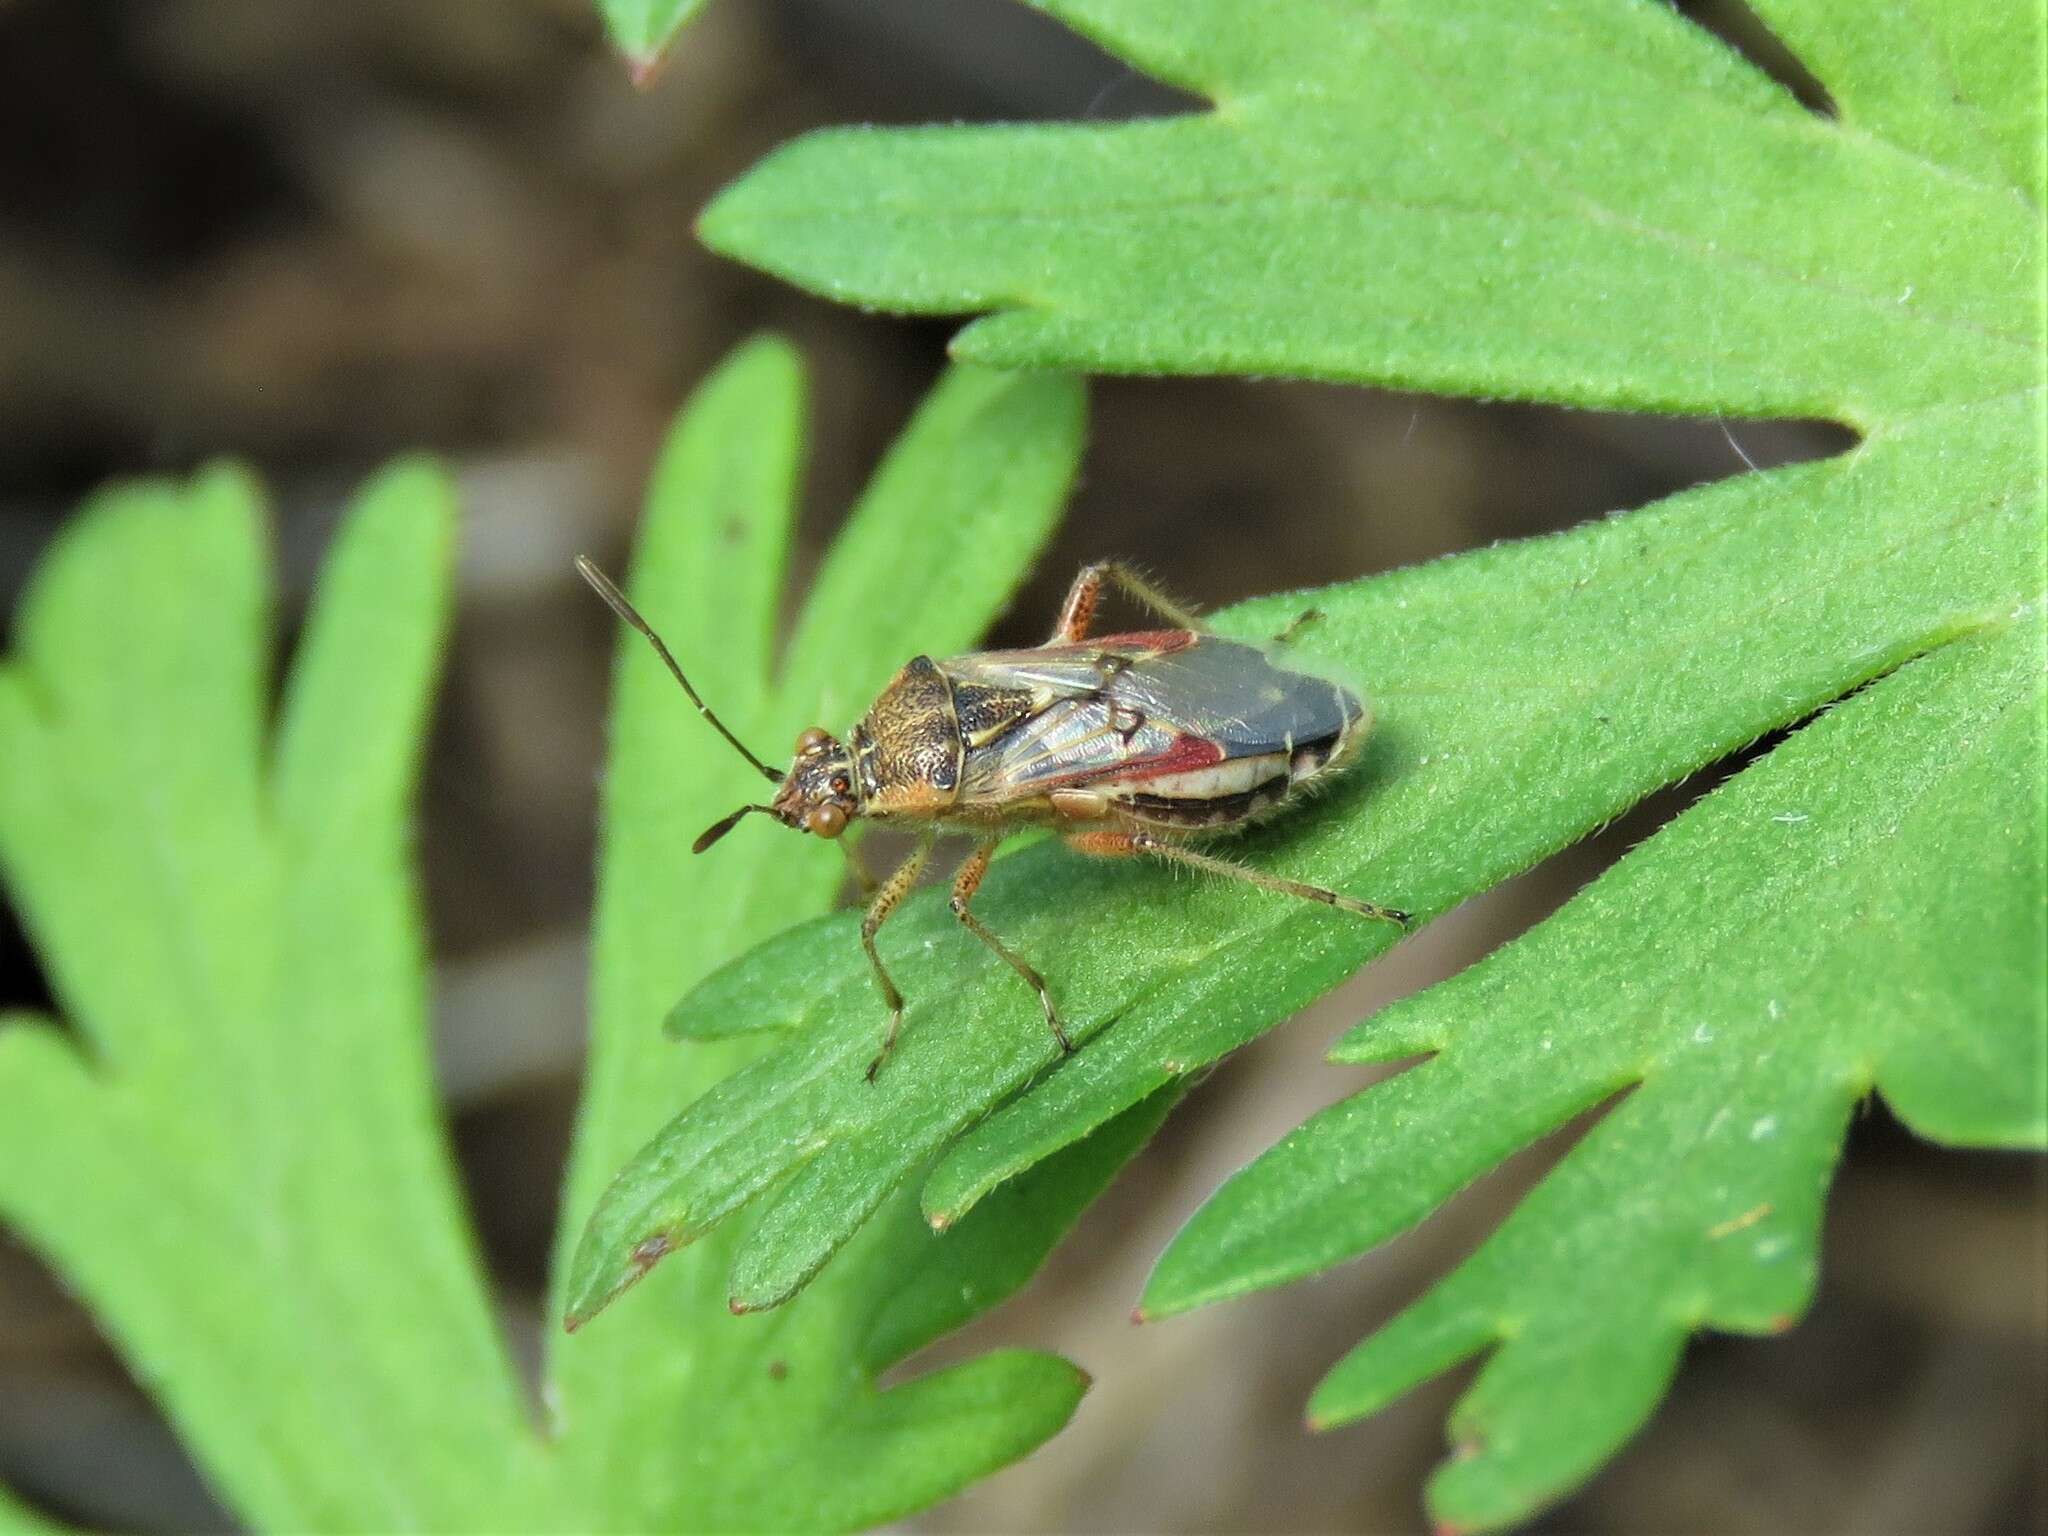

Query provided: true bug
[577,557,1409,1080]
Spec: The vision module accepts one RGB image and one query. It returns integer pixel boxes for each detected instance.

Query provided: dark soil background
[1,1,2042,1530]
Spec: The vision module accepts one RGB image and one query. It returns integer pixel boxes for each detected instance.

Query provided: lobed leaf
[0,463,551,1529]
[566,386,2038,1325]
[700,0,2039,424]
[1,340,1138,1531]
[10,0,2043,1523]
[544,339,1112,1530]
[1148,607,2045,1529]
[589,0,2047,1522]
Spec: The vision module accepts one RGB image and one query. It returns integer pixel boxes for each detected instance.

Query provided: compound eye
[806,803,847,839]
[795,727,831,755]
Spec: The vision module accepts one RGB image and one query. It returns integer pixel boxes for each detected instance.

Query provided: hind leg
[1052,560,1205,642]
[1064,829,1409,927]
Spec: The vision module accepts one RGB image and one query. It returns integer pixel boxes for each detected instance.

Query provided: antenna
[693,802,774,853]
[575,556,782,784]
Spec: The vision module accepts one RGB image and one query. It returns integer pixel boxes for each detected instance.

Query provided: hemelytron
[576,558,1409,1080]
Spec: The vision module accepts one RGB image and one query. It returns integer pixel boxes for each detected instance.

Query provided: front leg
[1052,560,1206,643]
[951,840,1072,1054]
[861,834,934,1081]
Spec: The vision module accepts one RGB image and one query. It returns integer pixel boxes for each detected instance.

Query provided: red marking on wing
[1094,628,1199,654]
[1021,630,1198,660]
[1072,731,1224,785]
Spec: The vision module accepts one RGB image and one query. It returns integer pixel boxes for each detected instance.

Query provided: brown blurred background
[1,1,2042,1531]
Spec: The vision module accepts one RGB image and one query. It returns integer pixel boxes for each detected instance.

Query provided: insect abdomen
[1105,650,1365,832]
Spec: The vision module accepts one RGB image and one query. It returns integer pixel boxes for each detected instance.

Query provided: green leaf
[1749,2,2045,196]
[545,338,1099,1530]
[0,1459,64,1532]
[0,462,550,1529]
[700,0,2040,424]
[565,384,2037,1317]
[1150,609,2045,1529]
[594,0,708,83]
[680,1083,1181,1533]
[1,342,1134,1530]
[587,2,2043,1524]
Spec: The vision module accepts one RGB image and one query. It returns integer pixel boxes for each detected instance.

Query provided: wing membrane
[947,636,1361,806]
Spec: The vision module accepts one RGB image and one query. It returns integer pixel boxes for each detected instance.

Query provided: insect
[576,557,1409,1081]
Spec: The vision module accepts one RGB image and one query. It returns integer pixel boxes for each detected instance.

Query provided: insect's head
[768,727,860,840]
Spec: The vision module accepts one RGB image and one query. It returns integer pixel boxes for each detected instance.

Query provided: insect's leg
[1065,829,1410,928]
[1051,560,1205,642]
[861,834,934,1082]
[1271,607,1325,646]
[951,840,1072,1055]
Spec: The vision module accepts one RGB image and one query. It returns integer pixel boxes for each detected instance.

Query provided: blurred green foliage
[0,346,1152,1531]
[595,0,708,78]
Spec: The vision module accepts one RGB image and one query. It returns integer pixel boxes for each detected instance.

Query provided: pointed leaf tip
[563,1226,683,1333]
[595,0,705,87]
